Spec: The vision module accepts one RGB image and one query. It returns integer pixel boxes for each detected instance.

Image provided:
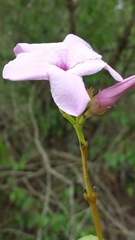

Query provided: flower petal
[3,51,50,80]
[14,42,66,55]
[47,66,90,116]
[104,64,123,81]
[3,43,67,81]
[64,34,123,81]
[69,59,106,76]
[63,34,102,68]
[69,59,123,81]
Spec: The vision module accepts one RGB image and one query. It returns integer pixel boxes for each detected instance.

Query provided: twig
[109,15,135,68]
[36,172,51,240]
[68,184,75,240]
[28,86,73,240]
[98,201,135,239]
[66,0,76,34]
[0,228,34,239]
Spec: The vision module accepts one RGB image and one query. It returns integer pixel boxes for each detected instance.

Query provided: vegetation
[0,0,135,239]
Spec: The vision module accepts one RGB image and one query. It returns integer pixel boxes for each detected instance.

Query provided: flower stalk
[74,124,103,240]
[60,109,103,239]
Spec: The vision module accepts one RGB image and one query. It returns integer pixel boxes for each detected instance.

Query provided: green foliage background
[0,0,135,240]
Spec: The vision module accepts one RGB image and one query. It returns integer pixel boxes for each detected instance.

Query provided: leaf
[78,235,99,240]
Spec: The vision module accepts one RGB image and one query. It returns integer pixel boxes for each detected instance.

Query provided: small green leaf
[78,235,98,240]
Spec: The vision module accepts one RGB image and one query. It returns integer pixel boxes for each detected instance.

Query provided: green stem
[74,124,103,240]
[80,141,93,195]
[73,124,86,146]
[59,109,76,125]
[60,110,103,239]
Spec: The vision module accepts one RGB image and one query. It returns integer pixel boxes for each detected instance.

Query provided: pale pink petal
[69,59,123,81]
[64,34,93,49]
[104,64,123,81]
[3,45,68,81]
[63,34,102,68]
[14,42,66,56]
[69,59,106,76]
[64,34,123,81]
[47,66,90,116]
[3,51,51,80]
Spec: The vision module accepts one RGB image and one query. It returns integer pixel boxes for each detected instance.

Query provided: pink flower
[2,34,122,116]
[96,75,135,108]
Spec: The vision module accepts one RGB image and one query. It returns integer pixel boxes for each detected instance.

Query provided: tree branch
[109,15,135,68]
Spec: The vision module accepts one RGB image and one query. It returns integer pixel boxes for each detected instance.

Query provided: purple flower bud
[96,75,135,108]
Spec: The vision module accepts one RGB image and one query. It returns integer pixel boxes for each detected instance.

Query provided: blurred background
[0,0,135,239]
